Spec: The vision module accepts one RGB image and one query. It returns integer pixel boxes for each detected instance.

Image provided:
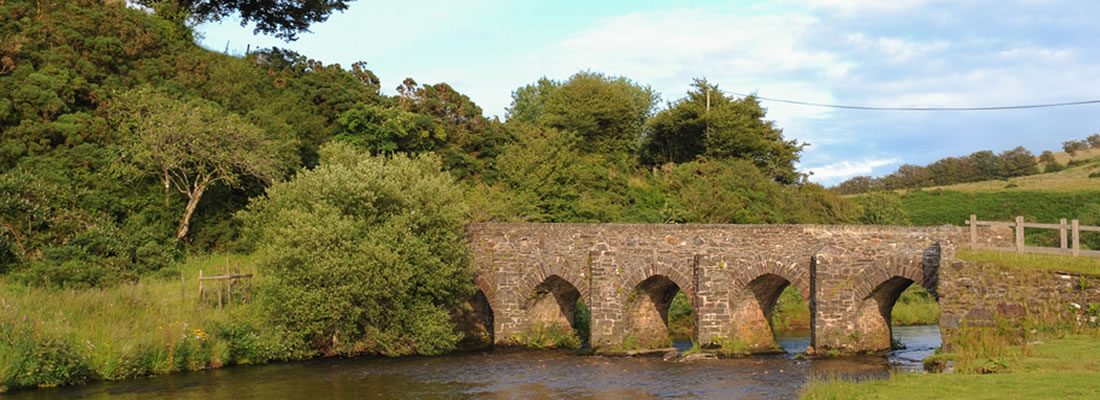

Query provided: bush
[0,320,95,390]
[854,191,910,225]
[239,142,473,357]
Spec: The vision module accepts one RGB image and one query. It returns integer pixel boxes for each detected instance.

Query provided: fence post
[198,270,204,301]
[180,271,185,301]
[969,214,978,250]
[1015,216,1024,254]
[1060,218,1068,250]
[1072,219,1080,257]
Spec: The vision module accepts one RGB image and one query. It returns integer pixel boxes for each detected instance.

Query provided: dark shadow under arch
[625,275,685,349]
[730,273,804,352]
[855,276,917,351]
[526,275,582,331]
[452,288,495,349]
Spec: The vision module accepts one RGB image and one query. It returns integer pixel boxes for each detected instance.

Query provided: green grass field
[802,334,1100,400]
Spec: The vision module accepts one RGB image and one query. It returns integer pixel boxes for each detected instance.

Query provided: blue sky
[198,0,1100,185]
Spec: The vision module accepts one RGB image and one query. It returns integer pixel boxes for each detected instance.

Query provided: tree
[507,77,557,124]
[238,143,472,356]
[999,146,1038,177]
[336,104,444,154]
[641,80,804,183]
[1088,133,1100,149]
[516,72,658,155]
[967,150,1004,180]
[1063,140,1089,157]
[833,176,880,195]
[138,0,354,40]
[112,88,293,242]
[660,159,783,224]
[1038,150,1065,173]
[854,191,910,225]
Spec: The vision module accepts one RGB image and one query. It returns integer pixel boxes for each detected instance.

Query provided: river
[9,325,941,399]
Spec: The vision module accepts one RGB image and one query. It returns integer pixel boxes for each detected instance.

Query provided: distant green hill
[913,152,1100,193]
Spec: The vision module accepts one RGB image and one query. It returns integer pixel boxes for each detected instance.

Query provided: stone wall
[939,260,1100,329]
[467,223,958,354]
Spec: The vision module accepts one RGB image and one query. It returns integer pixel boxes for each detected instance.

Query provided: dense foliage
[239,143,472,356]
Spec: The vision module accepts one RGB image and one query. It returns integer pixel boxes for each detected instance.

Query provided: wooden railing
[967,214,1100,257]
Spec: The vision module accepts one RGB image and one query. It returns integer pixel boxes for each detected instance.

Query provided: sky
[198,0,1100,185]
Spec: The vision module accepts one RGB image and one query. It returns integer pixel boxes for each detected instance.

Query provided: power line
[728,92,1100,111]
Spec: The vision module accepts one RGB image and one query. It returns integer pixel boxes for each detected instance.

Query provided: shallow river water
[10,325,941,400]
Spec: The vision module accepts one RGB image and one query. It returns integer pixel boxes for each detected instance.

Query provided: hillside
[910,155,1100,193]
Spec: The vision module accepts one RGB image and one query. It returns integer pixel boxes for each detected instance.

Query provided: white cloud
[806,158,900,182]
[513,6,848,132]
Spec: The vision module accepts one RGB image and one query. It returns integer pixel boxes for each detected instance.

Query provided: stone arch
[727,256,811,301]
[850,252,931,352]
[620,261,694,300]
[851,253,926,302]
[474,274,500,319]
[623,274,687,349]
[728,272,805,353]
[517,263,590,305]
[521,274,585,337]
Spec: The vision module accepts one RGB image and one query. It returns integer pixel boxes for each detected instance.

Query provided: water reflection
[8,325,941,400]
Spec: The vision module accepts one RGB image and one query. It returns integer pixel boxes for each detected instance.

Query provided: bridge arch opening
[730,273,806,353]
[855,276,937,352]
[523,275,584,348]
[625,275,690,349]
[452,289,494,349]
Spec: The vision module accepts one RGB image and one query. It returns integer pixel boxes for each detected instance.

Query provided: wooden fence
[967,214,1100,257]
[198,258,254,309]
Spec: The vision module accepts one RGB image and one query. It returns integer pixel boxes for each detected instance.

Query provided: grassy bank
[802,332,1100,399]
[0,254,297,393]
[958,249,1100,276]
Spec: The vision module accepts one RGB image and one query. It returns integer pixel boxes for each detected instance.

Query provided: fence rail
[967,214,1100,258]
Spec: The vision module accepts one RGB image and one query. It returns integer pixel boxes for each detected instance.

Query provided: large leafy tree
[139,0,354,40]
[641,79,805,183]
[112,88,294,242]
[239,143,472,356]
[509,72,658,155]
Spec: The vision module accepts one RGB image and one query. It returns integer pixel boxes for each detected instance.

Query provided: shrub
[239,142,473,357]
[0,320,95,390]
[854,191,910,225]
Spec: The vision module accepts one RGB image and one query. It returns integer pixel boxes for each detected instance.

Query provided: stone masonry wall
[939,260,1100,330]
[468,223,958,354]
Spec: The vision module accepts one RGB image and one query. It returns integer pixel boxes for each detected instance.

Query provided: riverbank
[802,332,1100,399]
[0,254,300,393]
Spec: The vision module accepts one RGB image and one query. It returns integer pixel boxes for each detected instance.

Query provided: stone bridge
[466,223,957,354]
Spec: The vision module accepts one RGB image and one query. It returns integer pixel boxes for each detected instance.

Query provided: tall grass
[958,249,1100,276]
[0,254,295,393]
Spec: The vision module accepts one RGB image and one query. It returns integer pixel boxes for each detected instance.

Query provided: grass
[509,323,582,349]
[958,249,1100,277]
[910,153,1100,193]
[900,190,1100,226]
[802,333,1100,399]
[891,285,941,326]
[0,253,295,393]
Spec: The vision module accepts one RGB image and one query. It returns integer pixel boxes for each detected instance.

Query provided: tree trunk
[176,183,206,242]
